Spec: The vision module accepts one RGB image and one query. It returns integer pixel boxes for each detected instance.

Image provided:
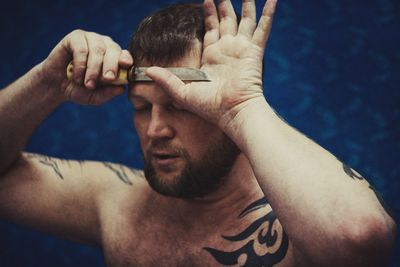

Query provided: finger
[87,86,125,106]
[119,49,133,68]
[65,84,124,105]
[102,36,122,81]
[218,0,238,36]
[203,0,220,47]
[145,67,188,104]
[252,0,277,49]
[64,30,89,85]
[238,0,257,37]
[84,32,107,89]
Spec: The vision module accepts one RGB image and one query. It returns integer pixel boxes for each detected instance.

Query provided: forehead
[129,41,202,100]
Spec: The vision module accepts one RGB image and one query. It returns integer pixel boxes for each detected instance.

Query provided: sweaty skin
[0,0,396,266]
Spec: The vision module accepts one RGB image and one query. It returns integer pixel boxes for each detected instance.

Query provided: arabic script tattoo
[204,197,288,266]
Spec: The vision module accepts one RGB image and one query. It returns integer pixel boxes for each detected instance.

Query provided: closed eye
[134,104,152,113]
[167,102,185,112]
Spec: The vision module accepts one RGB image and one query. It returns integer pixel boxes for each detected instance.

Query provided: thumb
[145,67,189,103]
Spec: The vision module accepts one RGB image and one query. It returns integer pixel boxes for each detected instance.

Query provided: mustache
[145,139,186,157]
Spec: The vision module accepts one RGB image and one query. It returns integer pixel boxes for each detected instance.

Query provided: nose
[146,106,174,140]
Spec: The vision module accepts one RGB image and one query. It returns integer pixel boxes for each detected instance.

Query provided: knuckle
[71,29,84,36]
[106,42,122,53]
[87,31,99,37]
[103,36,113,43]
[121,49,132,58]
[106,45,121,56]
[74,63,87,73]
[86,69,100,80]
[102,35,121,50]
[111,43,122,51]
[76,46,88,55]
[93,44,106,55]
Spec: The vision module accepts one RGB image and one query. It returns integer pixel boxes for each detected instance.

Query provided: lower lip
[152,156,179,167]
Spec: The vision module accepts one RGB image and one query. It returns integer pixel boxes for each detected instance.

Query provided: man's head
[129,3,204,66]
[128,3,240,199]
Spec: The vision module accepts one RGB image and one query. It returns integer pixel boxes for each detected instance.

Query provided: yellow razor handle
[66,62,129,85]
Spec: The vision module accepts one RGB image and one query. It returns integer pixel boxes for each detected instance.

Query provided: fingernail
[104,70,115,79]
[86,79,95,89]
[122,53,132,62]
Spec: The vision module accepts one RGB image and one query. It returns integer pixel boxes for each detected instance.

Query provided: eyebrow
[127,83,152,98]
[129,94,148,103]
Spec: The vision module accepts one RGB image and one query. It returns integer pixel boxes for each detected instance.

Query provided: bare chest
[102,199,294,267]
[104,234,214,267]
[103,216,222,266]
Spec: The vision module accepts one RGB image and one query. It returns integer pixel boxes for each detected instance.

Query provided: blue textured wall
[0,0,399,266]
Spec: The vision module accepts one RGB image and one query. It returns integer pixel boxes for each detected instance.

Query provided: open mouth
[154,154,178,160]
[152,152,179,161]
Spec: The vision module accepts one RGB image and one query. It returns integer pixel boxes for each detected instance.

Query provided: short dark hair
[129,3,204,66]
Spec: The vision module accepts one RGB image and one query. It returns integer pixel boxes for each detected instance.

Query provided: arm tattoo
[103,162,134,186]
[26,153,64,179]
[342,163,395,219]
[204,197,289,266]
[343,163,364,180]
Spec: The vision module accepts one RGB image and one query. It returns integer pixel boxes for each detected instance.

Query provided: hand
[40,30,133,105]
[146,0,277,130]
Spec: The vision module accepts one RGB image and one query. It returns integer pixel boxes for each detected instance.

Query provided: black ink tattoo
[78,160,84,172]
[204,197,288,266]
[103,162,133,185]
[342,163,395,219]
[239,198,268,218]
[343,163,364,180]
[127,167,144,179]
[26,153,64,179]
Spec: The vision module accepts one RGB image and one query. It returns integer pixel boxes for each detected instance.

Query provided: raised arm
[144,0,396,266]
[0,29,132,173]
[0,30,140,244]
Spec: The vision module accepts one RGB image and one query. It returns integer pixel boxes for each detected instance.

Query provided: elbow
[339,211,397,267]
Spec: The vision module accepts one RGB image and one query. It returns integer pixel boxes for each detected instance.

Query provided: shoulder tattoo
[102,162,137,186]
[204,197,289,266]
[26,153,65,179]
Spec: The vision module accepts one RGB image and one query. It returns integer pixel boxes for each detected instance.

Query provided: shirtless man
[0,0,396,266]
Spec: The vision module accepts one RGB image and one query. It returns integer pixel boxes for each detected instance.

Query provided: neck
[159,154,264,228]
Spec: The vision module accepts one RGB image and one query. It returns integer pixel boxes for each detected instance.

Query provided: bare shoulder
[0,152,146,245]
[96,162,152,253]
[17,152,147,198]
[91,160,146,190]
[98,161,144,185]
[95,160,150,220]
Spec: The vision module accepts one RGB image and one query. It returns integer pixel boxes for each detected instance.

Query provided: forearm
[0,62,65,174]
[226,97,396,265]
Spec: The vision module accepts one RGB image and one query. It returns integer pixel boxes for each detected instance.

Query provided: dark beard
[144,134,240,199]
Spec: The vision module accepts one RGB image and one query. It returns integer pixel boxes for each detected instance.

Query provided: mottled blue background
[0,0,399,266]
